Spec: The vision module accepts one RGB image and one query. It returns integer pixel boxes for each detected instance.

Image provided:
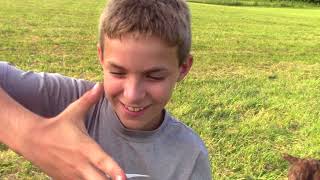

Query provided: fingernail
[92,83,103,94]
[93,83,100,90]
[116,175,124,180]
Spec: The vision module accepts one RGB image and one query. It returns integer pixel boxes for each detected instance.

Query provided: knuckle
[79,142,92,157]
[73,163,87,178]
[95,157,108,169]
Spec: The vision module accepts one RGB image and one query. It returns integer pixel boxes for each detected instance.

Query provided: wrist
[5,113,43,154]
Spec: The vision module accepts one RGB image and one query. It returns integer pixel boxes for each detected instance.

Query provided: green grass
[189,0,320,8]
[1,0,320,179]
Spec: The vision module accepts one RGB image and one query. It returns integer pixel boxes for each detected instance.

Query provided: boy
[0,0,211,179]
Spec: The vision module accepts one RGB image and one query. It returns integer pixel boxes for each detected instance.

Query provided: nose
[123,77,146,104]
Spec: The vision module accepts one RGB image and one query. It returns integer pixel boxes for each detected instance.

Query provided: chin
[123,121,146,130]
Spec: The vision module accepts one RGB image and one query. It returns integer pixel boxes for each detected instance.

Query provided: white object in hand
[126,173,150,179]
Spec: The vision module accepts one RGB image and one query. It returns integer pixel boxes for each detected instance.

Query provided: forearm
[0,84,126,179]
[0,86,41,151]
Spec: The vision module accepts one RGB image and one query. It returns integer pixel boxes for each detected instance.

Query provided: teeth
[126,106,144,112]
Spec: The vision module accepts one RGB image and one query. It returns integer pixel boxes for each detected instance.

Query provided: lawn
[1,0,320,179]
[189,0,320,8]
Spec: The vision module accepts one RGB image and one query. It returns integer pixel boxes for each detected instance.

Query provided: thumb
[64,83,104,117]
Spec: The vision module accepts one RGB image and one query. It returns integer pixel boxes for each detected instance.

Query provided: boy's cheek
[103,79,122,95]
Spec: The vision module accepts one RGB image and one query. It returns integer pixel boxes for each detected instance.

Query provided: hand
[16,83,126,180]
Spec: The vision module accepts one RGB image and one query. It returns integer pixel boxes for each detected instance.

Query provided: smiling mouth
[121,102,148,112]
[126,106,145,112]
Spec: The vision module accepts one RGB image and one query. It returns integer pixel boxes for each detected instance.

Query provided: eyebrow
[144,67,169,74]
[108,62,126,71]
[107,61,169,74]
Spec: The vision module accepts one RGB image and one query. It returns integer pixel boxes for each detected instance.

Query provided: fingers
[85,83,104,106]
[63,83,104,118]
[87,143,126,180]
[81,164,109,180]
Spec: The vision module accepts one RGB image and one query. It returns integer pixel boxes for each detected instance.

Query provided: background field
[189,0,320,8]
[1,0,320,179]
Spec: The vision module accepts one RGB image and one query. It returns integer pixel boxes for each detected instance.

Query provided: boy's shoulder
[162,111,208,154]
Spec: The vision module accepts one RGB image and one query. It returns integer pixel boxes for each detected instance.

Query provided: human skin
[0,85,126,180]
[97,35,193,131]
[0,33,192,179]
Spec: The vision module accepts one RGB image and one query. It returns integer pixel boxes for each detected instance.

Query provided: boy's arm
[0,85,126,180]
[0,61,94,118]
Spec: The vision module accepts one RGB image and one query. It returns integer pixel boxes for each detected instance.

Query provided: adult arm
[0,85,126,180]
[0,62,126,179]
[0,85,125,180]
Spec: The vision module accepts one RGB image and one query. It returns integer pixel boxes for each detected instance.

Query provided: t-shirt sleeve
[189,150,212,180]
[0,61,95,117]
[0,61,8,86]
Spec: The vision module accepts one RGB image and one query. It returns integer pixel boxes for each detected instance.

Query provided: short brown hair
[98,0,191,65]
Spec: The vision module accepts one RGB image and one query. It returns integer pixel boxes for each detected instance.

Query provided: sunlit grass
[189,0,320,8]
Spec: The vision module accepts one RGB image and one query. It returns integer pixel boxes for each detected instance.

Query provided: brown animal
[284,154,320,180]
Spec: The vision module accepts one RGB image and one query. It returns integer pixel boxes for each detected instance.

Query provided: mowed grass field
[1,0,320,179]
[189,0,320,8]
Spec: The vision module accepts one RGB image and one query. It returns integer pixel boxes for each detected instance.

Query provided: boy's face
[98,35,192,131]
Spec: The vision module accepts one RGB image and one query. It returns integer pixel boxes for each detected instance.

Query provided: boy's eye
[147,75,165,81]
[110,72,125,76]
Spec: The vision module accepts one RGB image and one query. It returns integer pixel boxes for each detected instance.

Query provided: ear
[97,43,104,67]
[177,54,193,82]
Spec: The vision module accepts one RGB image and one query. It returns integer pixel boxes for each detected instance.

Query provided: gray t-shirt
[0,61,212,180]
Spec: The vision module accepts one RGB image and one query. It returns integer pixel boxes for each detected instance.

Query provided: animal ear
[283,154,300,164]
